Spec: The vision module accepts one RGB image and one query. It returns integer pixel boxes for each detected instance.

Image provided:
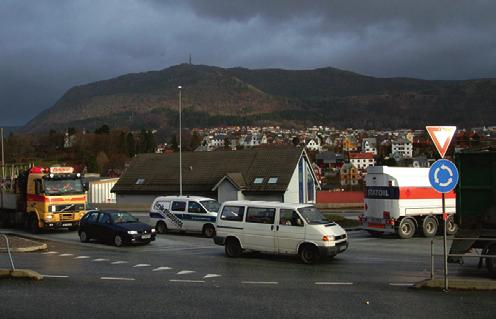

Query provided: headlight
[151,229,156,233]
[45,214,53,220]
[127,230,138,235]
[322,235,335,242]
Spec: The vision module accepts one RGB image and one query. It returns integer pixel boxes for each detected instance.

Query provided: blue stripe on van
[149,212,216,223]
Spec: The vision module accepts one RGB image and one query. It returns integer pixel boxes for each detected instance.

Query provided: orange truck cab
[1,166,86,232]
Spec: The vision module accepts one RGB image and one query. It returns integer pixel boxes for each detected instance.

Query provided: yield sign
[426,126,456,158]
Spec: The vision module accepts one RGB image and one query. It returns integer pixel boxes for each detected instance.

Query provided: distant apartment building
[349,153,375,170]
[361,138,377,155]
[392,138,413,158]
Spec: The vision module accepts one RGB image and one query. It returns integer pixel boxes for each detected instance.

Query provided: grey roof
[316,151,345,164]
[112,148,305,194]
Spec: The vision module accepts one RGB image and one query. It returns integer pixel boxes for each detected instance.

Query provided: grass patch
[323,214,360,228]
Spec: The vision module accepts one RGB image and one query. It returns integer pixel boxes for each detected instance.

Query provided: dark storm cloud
[1,0,496,126]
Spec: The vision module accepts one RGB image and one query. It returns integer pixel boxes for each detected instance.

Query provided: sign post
[426,125,457,292]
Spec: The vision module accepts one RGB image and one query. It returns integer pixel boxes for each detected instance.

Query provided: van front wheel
[299,244,319,264]
[225,238,242,258]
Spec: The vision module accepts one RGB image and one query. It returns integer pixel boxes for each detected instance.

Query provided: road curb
[414,278,496,290]
[1,232,48,252]
[0,268,44,280]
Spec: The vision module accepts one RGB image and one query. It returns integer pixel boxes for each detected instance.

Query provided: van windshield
[297,206,329,225]
[200,200,220,213]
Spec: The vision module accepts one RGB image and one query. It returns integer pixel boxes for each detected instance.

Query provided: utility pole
[178,86,183,196]
[1,127,4,207]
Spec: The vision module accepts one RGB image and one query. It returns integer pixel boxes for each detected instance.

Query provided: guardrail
[430,237,496,287]
[0,233,16,270]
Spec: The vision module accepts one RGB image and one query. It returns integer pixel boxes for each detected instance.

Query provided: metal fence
[430,237,496,285]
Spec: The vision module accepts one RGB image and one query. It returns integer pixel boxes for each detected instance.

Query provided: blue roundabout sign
[428,159,459,193]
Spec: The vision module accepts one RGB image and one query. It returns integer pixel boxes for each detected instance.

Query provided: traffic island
[414,278,496,291]
[0,234,46,280]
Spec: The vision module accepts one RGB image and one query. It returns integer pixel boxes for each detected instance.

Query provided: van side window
[171,201,186,212]
[220,206,245,221]
[280,209,304,227]
[188,201,206,214]
[246,207,275,224]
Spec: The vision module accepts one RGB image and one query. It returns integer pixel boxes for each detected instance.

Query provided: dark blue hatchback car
[78,210,156,246]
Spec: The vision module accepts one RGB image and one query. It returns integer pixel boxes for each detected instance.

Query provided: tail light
[386,219,395,225]
[383,211,390,219]
[364,204,368,211]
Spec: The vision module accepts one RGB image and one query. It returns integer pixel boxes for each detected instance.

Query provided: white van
[149,196,220,237]
[214,201,348,264]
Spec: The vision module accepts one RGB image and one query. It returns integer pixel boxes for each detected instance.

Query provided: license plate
[62,223,72,227]
[142,234,151,239]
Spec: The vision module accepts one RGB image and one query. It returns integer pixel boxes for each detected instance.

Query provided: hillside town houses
[154,125,496,190]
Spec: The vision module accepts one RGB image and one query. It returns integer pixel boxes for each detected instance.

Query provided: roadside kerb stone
[0,268,44,280]
[414,278,496,290]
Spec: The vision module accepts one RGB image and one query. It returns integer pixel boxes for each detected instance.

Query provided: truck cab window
[34,179,43,194]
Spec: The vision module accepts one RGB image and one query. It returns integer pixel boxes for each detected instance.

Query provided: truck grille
[60,213,74,221]
[53,204,85,212]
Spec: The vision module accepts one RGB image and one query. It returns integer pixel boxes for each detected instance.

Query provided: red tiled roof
[349,152,374,159]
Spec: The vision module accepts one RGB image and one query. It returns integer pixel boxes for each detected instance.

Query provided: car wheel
[156,221,168,234]
[79,231,89,243]
[114,234,123,247]
[225,238,242,258]
[29,214,40,234]
[446,216,458,235]
[422,217,438,237]
[202,224,216,238]
[397,218,415,239]
[486,245,496,277]
[299,244,319,264]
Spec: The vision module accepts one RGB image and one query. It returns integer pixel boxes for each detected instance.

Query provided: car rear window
[220,206,245,222]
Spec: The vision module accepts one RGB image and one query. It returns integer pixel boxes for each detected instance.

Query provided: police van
[214,201,348,264]
[149,196,220,237]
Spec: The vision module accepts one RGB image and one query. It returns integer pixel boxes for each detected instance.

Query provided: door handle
[276,225,279,231]
[271,225,274,231]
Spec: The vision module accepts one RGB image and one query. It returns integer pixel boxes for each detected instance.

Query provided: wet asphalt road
[1,229,495,319]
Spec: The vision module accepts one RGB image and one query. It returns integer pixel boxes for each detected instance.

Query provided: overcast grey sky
[1,0,496,126]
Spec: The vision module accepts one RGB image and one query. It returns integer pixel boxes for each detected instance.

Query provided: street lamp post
[178,86,182,196]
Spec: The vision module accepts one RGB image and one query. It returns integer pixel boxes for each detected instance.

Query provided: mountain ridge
[24,64,496,132]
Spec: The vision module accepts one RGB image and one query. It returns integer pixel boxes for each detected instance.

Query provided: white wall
[217,180,240,203]
[284,163,300,203]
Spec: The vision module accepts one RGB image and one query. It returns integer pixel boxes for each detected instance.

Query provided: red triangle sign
[426,126,456,158]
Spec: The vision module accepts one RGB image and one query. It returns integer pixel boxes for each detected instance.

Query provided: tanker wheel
[422,217,438,237]
[397,218,415,239]
[446,216,458,235]
[486,245,496,277]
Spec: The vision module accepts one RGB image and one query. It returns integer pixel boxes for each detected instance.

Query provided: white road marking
[389,283,414,287]
[203,274,222,279]
[93,258,110,262]
[100,277,135,281]
[75,256,90,259]
[169,279,205,283]
[133,264,151,268]
[42,251,58,255]
[315,282,354,285]
[59,253,74,257]
[152,267,172,271]
[111,261,128,265]
[177,270,196,275]
[42,275,69,278]
[241,281,278,285]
